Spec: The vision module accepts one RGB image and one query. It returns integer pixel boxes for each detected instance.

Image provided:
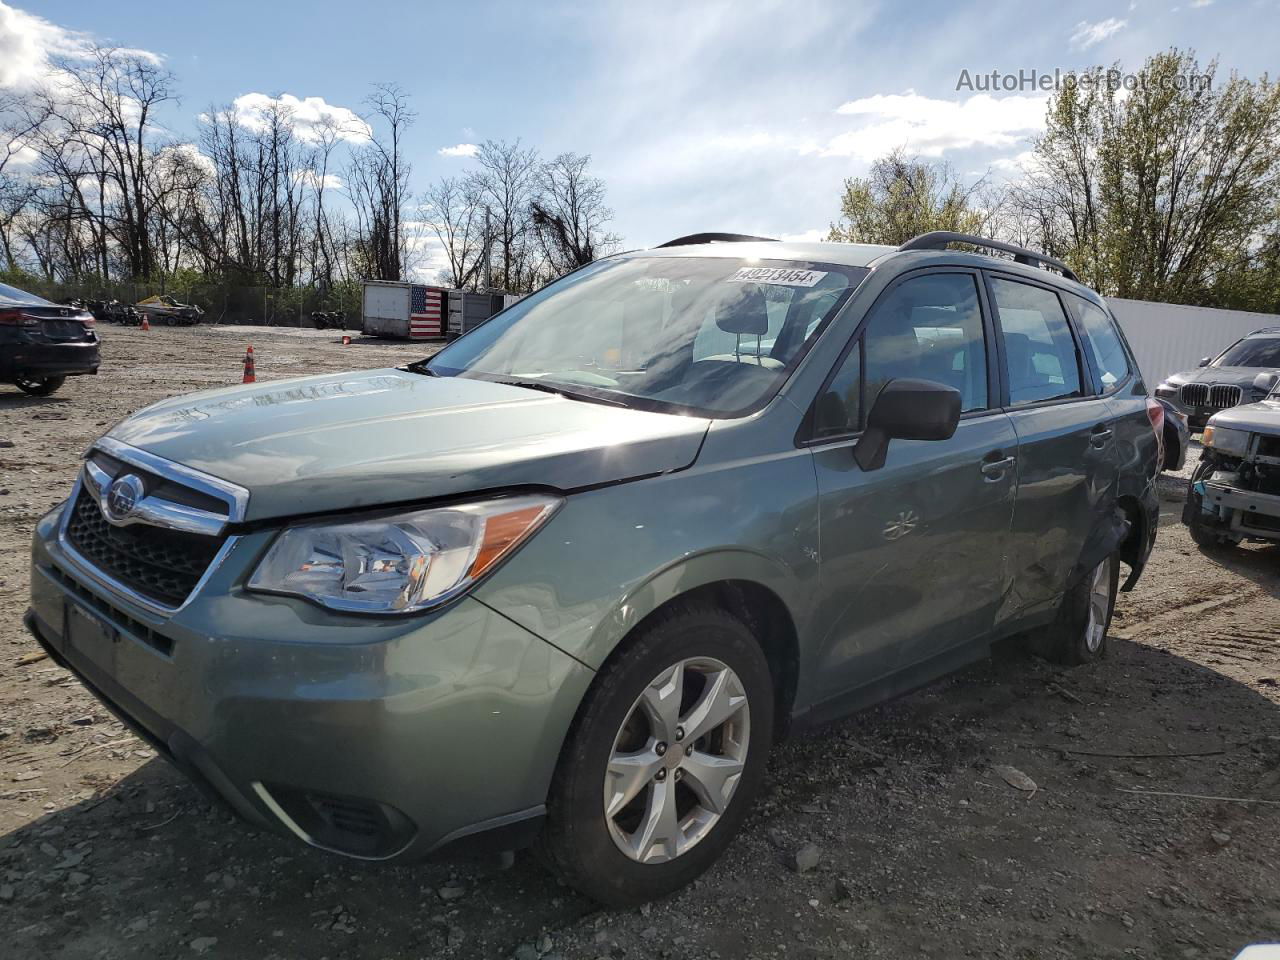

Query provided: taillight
[1146,397,1165,464]
[0,309,37,327]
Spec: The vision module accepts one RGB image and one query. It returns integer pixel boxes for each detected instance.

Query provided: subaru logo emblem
[105,474,145,523]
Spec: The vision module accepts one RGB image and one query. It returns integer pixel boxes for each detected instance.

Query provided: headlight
[1202,424,1250,456]
[248,494,560,614]
[1154,383,1179,399]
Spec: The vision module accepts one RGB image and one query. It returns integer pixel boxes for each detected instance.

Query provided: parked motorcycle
[310,310,348,331]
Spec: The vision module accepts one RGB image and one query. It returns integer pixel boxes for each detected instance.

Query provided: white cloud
[161,141,216,176]
[438,143,478,158]
[0,1,162,91]
[402,221,450,283]
[825,91,1048,162]
[292,168,344,190]
[988,150,1038,174]
[1070,17,1128,50]
[225,93,370,144]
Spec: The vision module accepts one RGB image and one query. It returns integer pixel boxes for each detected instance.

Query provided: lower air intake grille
[65,488,223,607]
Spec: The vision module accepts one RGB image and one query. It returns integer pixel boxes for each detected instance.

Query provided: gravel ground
[2,325,1279,959]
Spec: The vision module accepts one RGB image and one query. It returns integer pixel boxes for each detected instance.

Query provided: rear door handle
[981,456,1016,480]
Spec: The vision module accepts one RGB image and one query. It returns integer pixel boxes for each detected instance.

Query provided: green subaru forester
[27,232,1160,905]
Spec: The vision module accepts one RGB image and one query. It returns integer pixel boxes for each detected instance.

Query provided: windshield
[1214,336,1280,368]
[427,256,868,417]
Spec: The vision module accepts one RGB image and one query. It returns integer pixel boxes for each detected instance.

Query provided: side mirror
[854,378,962,472]
[1197,357,1212,367]
[1252,371,1279,396]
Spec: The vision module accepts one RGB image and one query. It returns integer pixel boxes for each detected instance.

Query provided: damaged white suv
[1184,371,1280,547]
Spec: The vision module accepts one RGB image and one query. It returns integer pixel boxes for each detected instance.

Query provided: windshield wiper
[404,359,438,376]
[493,378,628,407]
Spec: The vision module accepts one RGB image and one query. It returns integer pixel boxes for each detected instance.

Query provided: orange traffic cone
[341,335,351,346]
[140,316,150,331]
[242,345,256,384]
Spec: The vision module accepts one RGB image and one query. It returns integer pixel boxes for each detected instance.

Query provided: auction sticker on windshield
[727,267,828,287]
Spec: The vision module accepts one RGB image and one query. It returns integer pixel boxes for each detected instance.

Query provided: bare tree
[347,83,414,281]
[530,152,619,275]
[468,139,541,291]
[44,46,180,280]
[420,175,487,288]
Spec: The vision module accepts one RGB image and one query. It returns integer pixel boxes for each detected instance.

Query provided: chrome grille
[1210,384,1243,408]
[1180,383,1242,409]
[65,489,224,608]
[57,438,249,612]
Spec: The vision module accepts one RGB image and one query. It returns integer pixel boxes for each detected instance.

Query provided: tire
[14,375,65,397]
[1187,504,1233,550]
[164,315,178,326]
[1038,552,1120,665]
[539,602,775,906]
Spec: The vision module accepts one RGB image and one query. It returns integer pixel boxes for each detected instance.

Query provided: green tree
[827,149,999,246]
[1012,50,1280,304]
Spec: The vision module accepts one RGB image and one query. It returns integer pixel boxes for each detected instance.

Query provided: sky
[2,0,1278,278]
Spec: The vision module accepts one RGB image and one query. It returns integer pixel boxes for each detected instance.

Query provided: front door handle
[1090,426,1114,448]
[981,456,1016,480]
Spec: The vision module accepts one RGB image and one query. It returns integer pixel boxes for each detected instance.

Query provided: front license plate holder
[64,600,119,675]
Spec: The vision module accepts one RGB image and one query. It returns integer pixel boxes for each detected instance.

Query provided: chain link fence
[3,276,361,327]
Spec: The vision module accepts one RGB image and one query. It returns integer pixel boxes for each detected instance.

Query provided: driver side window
[813,272,990,438]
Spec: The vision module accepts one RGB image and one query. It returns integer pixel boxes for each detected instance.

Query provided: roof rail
[1248,326,1280,336]
[898,231,1079,282]
[656,232,779,248]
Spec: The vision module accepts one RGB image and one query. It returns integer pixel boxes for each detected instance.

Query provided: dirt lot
[2,325,1279,959]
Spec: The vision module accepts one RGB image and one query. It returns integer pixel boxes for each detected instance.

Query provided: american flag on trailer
[409,285,443,340]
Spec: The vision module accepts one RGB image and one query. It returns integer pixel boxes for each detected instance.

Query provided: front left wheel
[540,603,775,906]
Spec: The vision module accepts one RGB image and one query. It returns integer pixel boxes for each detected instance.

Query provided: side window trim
[1065,293,1136,397]
[798,266,994,446]
[982,270,1095,409]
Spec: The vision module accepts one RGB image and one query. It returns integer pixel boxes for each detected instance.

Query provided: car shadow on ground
[0,391,72,409]
[1190,539,1280,598]
[5,640,1280,958]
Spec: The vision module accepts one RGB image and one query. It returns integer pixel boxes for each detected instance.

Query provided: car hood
[105,369,711,522]
[1207,398,1280,434]
[1166,365,1276,387]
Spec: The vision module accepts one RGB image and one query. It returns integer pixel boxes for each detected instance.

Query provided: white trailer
[361,280,446,340]
[1108,298,1280,385]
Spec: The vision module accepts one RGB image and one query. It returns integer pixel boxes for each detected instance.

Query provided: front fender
[472,451,820,670]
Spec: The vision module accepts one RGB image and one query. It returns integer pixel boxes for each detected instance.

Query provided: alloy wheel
[603,657,750,864]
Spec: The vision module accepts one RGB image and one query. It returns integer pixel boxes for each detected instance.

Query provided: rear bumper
[28,506,593,862]
[0,340,99,379]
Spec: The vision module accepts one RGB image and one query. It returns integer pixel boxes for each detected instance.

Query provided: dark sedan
[0,282,100,396]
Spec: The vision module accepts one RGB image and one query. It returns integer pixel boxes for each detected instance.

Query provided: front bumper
[1199,480,1280,540]
[28,506,593,861]
[0,339,100,379]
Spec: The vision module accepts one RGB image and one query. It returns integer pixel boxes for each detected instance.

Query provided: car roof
[620,238,1103,303]
[622,239,898,269]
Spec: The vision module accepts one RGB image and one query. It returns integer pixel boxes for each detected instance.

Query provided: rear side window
[812,272,989,438]
[990,278,1083,406]
[1071,297,1131,392]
